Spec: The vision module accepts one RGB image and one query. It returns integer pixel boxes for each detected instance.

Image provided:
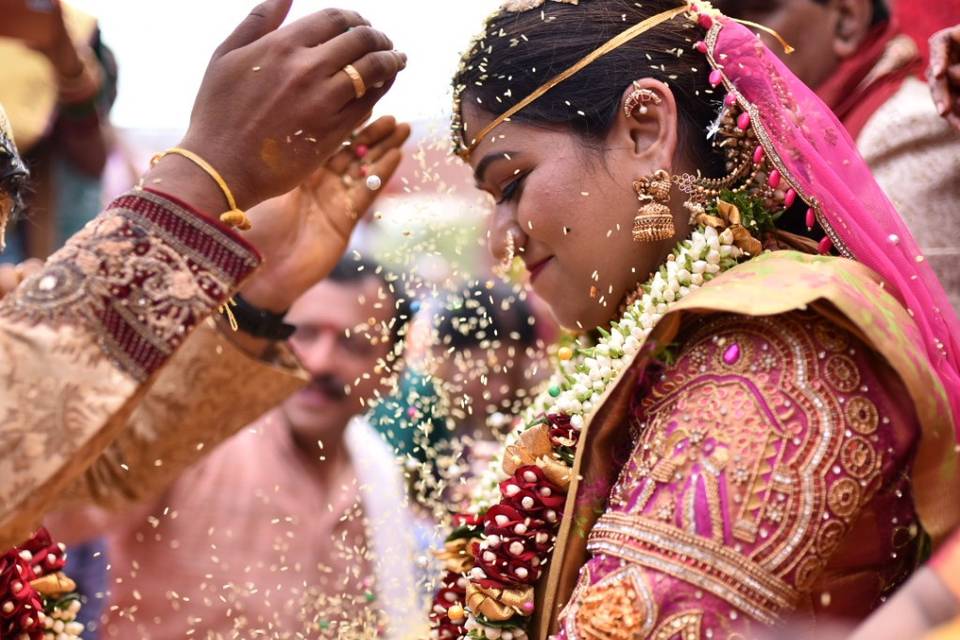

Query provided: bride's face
[463,93,683,332]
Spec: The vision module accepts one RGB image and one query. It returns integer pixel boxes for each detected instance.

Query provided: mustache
[307,374,347,400]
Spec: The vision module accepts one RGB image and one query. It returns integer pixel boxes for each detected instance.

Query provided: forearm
[0,187,261,547]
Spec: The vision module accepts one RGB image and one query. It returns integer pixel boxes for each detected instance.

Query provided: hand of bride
[239,116,411,313]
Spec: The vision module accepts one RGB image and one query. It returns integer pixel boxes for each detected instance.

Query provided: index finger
[282,7,369,48]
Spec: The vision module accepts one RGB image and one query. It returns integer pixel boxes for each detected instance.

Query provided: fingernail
[938,101,949,115]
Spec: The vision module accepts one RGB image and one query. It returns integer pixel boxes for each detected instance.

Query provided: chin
[281,404,341,440]
[548,300,618,334]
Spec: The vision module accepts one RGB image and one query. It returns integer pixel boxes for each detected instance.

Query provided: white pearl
[365,174,382,190]
[888,234,900,245]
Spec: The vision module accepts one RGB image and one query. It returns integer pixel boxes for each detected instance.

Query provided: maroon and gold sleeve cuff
[0,188,261,381]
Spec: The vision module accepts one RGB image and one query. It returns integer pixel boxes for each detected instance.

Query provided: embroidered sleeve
[557,311,920,639]
[61,317,306,508]
[0,189,260,547]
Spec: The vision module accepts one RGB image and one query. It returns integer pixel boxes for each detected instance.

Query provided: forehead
[462,103,569,169]
[286,277,393,329]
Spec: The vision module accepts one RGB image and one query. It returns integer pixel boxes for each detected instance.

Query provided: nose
[489,207,527,265]
[293,330,337,378]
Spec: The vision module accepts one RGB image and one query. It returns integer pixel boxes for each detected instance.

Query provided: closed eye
[497,172,529,205]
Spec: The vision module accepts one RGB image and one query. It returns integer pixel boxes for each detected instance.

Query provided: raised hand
[240,116,411,312]
[146,0,406,215]
[0,0,85,75]
[929,24,960,132]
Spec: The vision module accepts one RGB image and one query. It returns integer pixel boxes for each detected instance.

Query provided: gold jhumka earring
[632,169,675,243]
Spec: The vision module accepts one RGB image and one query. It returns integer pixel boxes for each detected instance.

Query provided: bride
[430,1,960,639]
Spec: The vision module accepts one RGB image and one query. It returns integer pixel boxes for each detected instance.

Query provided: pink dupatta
[706,18,960,435]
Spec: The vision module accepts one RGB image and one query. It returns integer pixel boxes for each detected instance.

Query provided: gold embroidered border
[587,514,797,624]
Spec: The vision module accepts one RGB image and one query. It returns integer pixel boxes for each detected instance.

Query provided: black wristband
[230,294,297,341]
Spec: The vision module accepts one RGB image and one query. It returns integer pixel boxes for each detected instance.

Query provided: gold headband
[457,2,794,159]
[459,5,688,158]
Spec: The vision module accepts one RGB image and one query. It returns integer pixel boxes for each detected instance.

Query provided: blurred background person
[49,252,429,639]
[930,23,960,130]
[370,281,549,518]
[0,0,117,260]
[715,0,960,312]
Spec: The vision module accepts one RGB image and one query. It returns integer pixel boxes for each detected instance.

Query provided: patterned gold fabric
[537,252,958,640]
[0,189,302,548]
[557,311,921,639]
[61,317,304,508]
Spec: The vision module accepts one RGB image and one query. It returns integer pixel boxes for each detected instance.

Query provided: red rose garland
[1,528,83,640]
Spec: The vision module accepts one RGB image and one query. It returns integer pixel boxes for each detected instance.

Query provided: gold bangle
[150,147,252,230]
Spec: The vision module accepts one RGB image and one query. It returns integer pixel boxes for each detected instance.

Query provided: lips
[525,256,553,283]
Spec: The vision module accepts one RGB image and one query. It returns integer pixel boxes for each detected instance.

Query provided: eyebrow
[473,151,519,185]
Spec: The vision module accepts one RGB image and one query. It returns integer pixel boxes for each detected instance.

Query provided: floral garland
[1,528,84,640]
[430,221,755,640]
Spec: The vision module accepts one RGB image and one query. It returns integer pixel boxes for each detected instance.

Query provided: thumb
[214,0,293,58]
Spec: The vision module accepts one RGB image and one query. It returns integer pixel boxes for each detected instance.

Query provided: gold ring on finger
[342,64,367,99]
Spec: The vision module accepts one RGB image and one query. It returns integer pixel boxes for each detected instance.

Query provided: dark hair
[435,282,537,350]
[327,254,412,344]
[811,0,889,26]
[454,0,726,178]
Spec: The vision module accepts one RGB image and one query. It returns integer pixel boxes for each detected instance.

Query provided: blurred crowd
[0,0,959,639]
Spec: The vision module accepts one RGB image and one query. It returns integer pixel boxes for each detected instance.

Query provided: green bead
[318,620,330,630]
[364,591,377,603]
[548,385,561,398]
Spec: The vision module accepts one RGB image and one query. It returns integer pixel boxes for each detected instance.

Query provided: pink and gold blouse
[538,252,959,640]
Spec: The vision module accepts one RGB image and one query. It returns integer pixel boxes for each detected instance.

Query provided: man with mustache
[53,255,422,639]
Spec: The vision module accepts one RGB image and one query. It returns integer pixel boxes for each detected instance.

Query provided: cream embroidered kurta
[0,188,304,549]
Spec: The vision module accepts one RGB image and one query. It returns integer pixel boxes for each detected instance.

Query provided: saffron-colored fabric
[536,252,958,639]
